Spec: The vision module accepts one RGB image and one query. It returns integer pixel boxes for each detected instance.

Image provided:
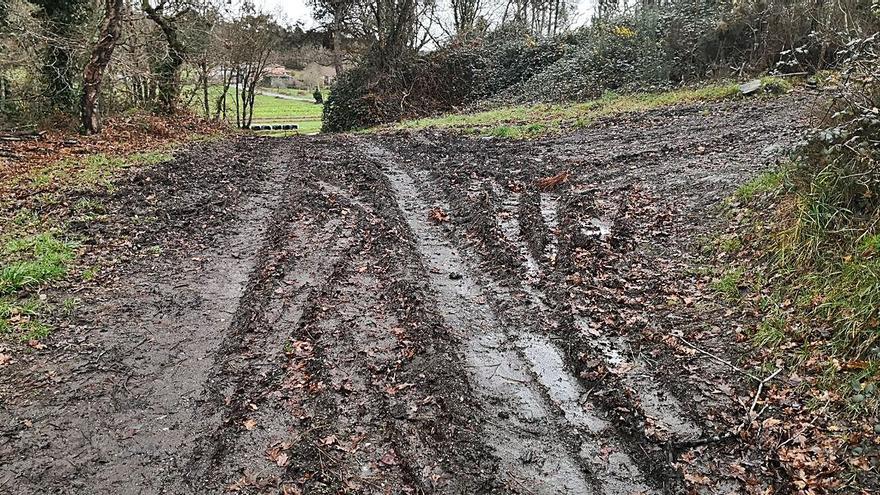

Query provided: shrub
[322,2,879,131]
[747,34,880,357]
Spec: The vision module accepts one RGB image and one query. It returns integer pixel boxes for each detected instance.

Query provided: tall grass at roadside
[725,36,879,408]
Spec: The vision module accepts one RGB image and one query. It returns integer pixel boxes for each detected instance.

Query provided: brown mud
[0,93,815,494]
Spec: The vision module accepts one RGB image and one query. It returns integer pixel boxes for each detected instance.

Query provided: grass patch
[735,169,786,202]
[716,234,743,253]
[391,82,745,138]
[12,151,173,198]
[759,75,794,94]
[0,297,51,342]
[712,268,744,300]
[753,316,787,349]
[188,85,324,132]
[0,232,78,295]
[717,58,880,421]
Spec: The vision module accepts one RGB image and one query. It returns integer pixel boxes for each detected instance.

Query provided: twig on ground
[677,335,761,382]
[667,366,783,450]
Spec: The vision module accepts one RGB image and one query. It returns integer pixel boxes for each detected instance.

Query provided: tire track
[510,186,701,441]
[366,142,654,494]
[178,148,356,490]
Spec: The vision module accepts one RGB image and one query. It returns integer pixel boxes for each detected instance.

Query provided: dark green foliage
[499,22,668,103]
[323,1,879,132]
[322,64,390,132]
[322,29,567,131]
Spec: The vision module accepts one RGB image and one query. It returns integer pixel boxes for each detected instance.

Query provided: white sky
[255,0,315,27]
[255,0,598,30]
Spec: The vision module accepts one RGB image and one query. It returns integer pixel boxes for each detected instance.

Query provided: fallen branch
[0,130,46,142]
[667,367,783,449]
[677,335,761,382]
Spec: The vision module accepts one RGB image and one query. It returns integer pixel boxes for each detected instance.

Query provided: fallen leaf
[428,207,449,224]
[27,340,45,350]
[380,449,398,466]
[243,419,257,431]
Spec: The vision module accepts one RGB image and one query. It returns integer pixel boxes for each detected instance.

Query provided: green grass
[716,234,743,254]
[15,151,173,196]
[735,169,785,202]
[0,232,78,295]
[250,93,323,120]
[759,75,794,95]
[753,316,787,349]
[390,83,744,138]
[266,87,328,101]
[0,297,51,341]
[712,268,744,300]
[188,85,324,133]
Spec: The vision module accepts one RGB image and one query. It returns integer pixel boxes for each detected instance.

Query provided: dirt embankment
[0,93,818,494]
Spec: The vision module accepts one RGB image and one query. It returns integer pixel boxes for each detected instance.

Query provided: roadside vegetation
[0,116,221,343]
[390,81,770,137]
[322,0,870,132]
[707,35,879,482]
[725,35,878,386]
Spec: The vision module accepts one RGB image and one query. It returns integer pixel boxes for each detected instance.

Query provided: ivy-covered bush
[496,22,669,104]
[322,1,880,132]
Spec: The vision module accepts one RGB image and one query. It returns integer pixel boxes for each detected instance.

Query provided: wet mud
[0,93,814,494]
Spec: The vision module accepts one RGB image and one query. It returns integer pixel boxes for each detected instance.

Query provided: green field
[265,87,329,100]
[187,85,324,134]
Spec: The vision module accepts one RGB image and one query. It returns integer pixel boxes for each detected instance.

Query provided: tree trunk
[81,0,125,134]
[142,1,187,114]
[332,13,343,76]
[200,60,209,117]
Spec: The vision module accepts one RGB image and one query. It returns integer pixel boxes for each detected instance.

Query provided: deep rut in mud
[1,94,813,494]
[370,143,654,494]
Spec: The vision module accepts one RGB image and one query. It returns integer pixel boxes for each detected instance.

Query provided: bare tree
[311,0,360,75]
[141,0,190,113]
[227,10,280,128]
[452,0,483,35]
[81,0,125,134]
[502,0,573,36]
[363,0,420,65]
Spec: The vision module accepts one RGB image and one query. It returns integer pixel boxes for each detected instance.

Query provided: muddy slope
[0,93,813,494]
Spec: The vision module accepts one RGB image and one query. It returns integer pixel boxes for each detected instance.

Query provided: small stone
[873,424,880,434]
[852,394,866,403]
[448,272,462,280]
[739,79,762,95]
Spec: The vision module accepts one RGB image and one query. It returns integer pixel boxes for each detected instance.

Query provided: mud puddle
[573,316,699,439]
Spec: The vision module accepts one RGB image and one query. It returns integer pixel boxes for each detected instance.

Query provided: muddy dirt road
[0,94,813,494]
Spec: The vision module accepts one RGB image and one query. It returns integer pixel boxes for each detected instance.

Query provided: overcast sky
[254,0,314,27]
[254,0,598,30]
